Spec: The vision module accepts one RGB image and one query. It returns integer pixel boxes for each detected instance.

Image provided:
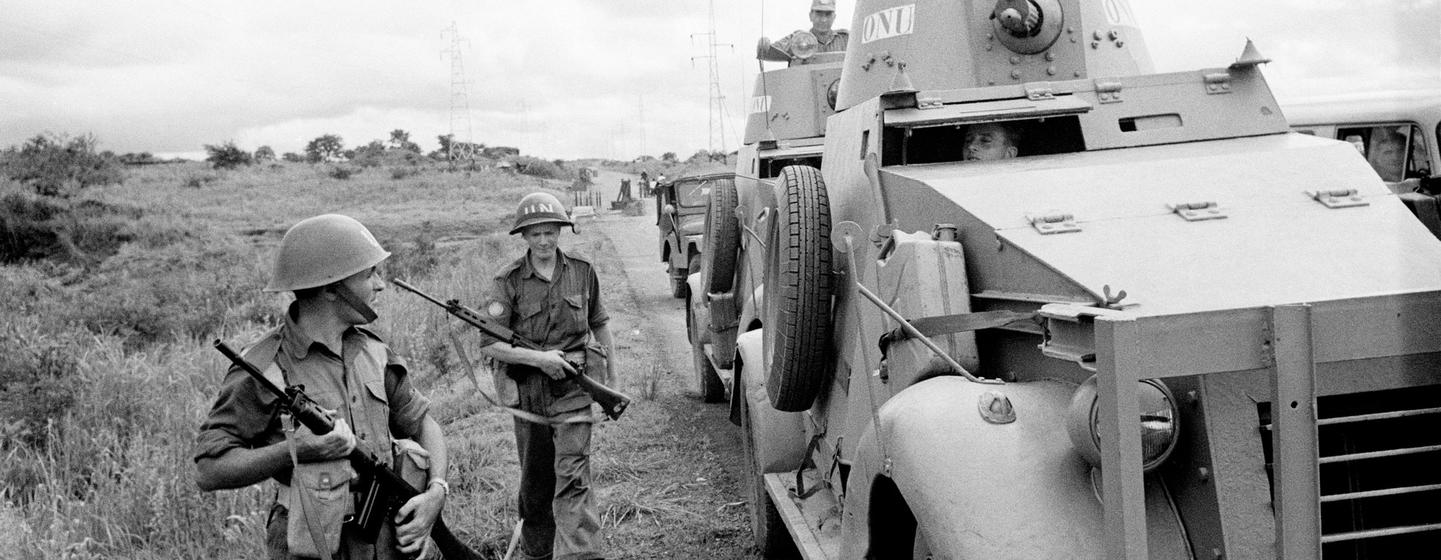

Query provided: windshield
[676,181,711,207]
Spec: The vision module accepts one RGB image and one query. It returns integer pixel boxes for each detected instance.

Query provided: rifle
[213,340,480,560]
[390,278,631,421]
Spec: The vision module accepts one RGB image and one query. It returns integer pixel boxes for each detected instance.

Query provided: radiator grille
[1259,384,1441,558]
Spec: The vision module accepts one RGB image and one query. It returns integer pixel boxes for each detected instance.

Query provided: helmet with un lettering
[265,214,391,292]
[509,192,574,235]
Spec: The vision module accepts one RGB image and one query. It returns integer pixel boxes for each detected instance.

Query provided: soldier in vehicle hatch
[767,0,849,59]
[962,122,1022,161]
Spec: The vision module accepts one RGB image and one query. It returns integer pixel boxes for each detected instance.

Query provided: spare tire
[702,176,740,294]
[764,165,833,412]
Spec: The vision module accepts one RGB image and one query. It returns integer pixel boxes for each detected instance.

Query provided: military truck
[687,0,1441,558]
[656,172,727,299]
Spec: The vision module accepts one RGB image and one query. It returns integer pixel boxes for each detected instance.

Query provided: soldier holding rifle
[194,214,453,559]
[477,192,618,560]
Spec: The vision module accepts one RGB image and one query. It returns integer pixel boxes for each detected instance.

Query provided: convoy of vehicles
[683,0,1441,558]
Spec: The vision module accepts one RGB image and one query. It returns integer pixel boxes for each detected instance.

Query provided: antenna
[441,21,473,162]
[691,0,734,162]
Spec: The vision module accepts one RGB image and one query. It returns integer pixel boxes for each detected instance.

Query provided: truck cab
[691,1,1441,558]
[656,172,723,299]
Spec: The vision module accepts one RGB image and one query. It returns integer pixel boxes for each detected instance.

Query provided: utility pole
[637,94,647,159]
[691,0,732,162]
[441,21,473,162]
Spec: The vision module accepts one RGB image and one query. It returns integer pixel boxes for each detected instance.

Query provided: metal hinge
[1307,189,1369,209]
[1028,212,1081,234]
[1094,80,1123,104]
[917,96,944,109]
[1203,72,1233,95]
[1169,201,1227,221]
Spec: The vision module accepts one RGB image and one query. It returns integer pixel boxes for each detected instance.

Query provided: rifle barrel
[213,340,288,401]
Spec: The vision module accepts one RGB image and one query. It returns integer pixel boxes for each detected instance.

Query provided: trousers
[512,368,603,560]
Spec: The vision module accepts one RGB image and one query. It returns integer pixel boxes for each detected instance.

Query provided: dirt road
[573,188,759,558]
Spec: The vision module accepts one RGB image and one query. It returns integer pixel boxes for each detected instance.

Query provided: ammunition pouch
[284,458,355,559]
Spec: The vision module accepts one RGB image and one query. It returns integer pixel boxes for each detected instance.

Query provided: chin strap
[332,282,378,323]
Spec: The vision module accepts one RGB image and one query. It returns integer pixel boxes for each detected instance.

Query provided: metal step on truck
[686,0,1441,558]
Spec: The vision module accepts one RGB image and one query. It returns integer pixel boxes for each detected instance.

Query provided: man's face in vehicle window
[963,123,1019,161]
[1367,129,1407,182]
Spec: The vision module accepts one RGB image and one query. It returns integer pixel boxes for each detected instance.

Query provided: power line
[440,21,474,161]
[691,0,733,160]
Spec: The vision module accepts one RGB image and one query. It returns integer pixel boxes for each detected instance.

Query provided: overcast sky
[1,0,1436,161]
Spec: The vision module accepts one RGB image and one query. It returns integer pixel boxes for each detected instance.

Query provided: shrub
[253,145,275,162]
[514,156,563,180]
[0,192,138,264]
[327,165,356,180]
[1,133,125,197]
[204,141,254,170]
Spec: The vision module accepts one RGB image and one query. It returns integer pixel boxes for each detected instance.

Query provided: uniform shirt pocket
[563,295,587,329]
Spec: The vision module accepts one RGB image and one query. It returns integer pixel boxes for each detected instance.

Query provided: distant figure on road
[962,122,1021,161]
[477,192,618,560]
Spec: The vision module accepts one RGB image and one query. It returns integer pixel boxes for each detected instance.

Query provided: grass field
[0,160,748,559]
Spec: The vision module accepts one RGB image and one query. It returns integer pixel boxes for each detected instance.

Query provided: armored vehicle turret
[687,0,1441,558]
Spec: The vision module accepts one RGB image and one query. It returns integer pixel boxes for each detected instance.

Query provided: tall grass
[0,162,559,558]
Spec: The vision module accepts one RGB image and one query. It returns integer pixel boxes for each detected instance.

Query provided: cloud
[1,0,1434,161]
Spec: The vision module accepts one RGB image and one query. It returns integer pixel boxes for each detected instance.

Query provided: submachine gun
[212,340,480,560]
[390,278,631,421]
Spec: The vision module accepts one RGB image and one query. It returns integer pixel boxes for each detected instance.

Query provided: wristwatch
[427,478,450,497]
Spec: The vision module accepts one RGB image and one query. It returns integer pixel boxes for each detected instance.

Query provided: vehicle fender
[730,329,805,473]
[684,233,705,259]
[686,273,709,345]
[839,376,1190,559]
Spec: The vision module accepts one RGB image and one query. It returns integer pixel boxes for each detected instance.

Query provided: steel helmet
[509,192,574,235]
[265,214,391,292]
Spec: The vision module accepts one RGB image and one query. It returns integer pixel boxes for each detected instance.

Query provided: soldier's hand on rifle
[394,484,444,556]
[533,348,578,380]
[292,417,357,462]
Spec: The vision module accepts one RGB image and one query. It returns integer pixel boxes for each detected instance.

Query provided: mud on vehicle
[688,0,1441,558]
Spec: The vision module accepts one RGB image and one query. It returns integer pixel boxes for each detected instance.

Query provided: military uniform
[194,304,432,560]
[480,248,609,560]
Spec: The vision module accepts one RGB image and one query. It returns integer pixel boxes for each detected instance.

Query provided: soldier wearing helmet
[478,193,617,560]
[765,0,849,63]
[194,214,451,559]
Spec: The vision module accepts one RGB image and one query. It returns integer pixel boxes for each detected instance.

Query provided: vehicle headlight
[790,31,819,60]
[1066,375,1179,472]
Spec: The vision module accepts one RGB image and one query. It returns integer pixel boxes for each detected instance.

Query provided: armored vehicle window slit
[880,116,1086,166]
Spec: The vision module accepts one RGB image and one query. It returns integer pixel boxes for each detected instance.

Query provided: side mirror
[663,204,677,216]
